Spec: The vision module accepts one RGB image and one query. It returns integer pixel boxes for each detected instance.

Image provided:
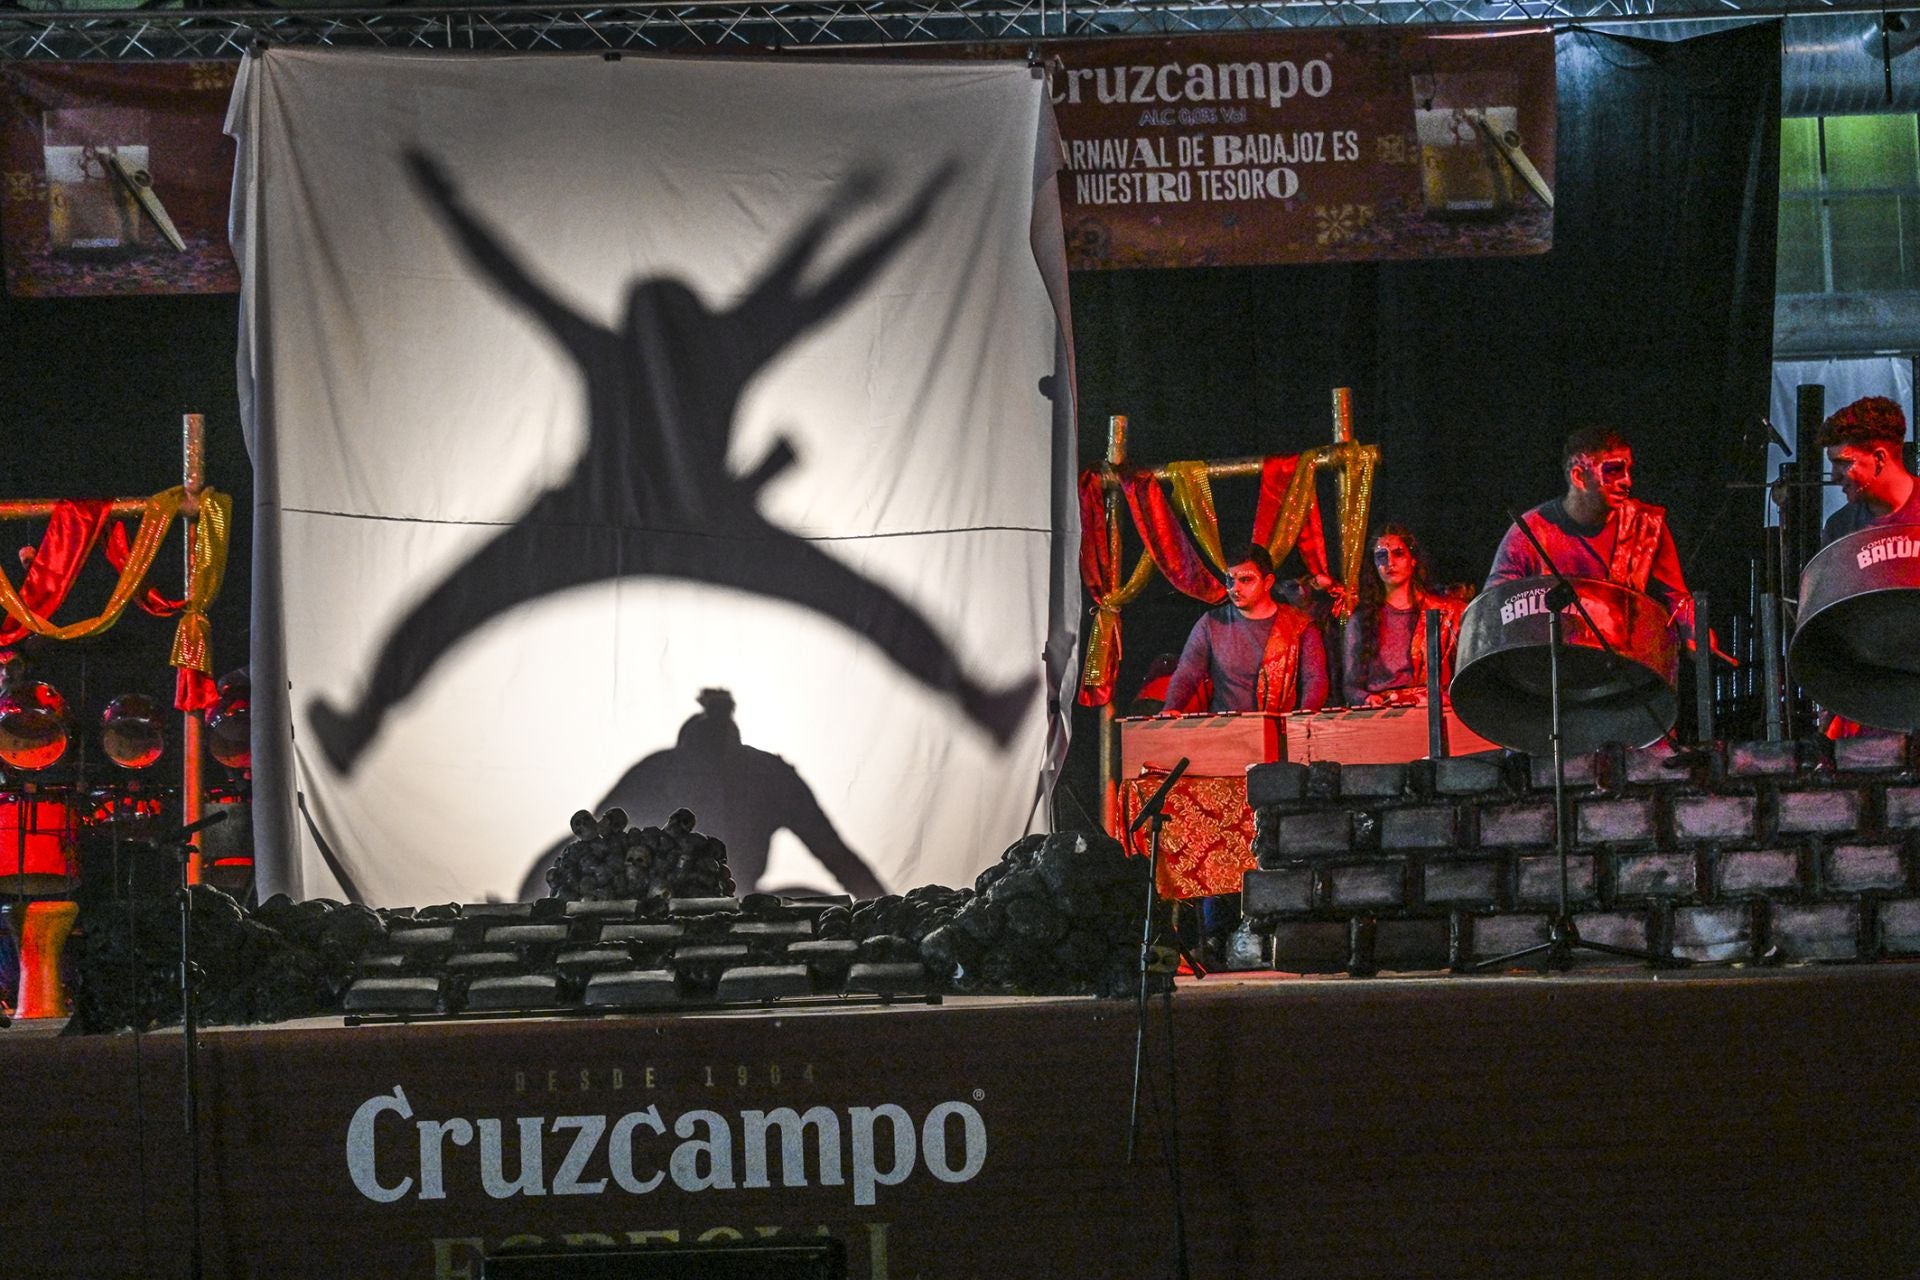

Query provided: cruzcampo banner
[1047,27,1556,269]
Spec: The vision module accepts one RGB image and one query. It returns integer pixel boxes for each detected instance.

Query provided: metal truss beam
[0,0,1888,60]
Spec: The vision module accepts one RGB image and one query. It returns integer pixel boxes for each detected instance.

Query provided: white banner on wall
[229,48,1075,906]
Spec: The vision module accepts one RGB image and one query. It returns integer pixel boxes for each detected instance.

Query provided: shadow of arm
[405,149,599,355]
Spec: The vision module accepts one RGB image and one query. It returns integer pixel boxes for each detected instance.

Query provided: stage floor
[5,961,1919,1279]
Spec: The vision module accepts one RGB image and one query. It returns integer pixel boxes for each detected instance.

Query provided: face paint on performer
[1225,559,1277,617]
[1371,535,1416,592]
[1826,442,1891,504]
[1574,447,1634,511]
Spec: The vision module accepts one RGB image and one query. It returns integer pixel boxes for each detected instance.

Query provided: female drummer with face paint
[1343,524,1465,707]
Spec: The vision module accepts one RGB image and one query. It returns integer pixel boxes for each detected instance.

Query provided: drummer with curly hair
[1817,395,1920,546]
[1486,425,1694,641]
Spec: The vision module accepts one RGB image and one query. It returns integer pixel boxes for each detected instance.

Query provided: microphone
[154,809,230,847]
[1128,756,1191,834]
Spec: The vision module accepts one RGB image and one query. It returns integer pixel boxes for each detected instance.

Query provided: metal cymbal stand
[1471,520,1682,973]
[1125,756,1193,1280]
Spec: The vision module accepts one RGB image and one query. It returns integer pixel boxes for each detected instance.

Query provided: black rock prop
[916,830,1159,998]
[545,807,736,906]
[68,888,378,1034]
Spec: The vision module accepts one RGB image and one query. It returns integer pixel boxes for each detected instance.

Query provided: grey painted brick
[1246,762,1308,808]
[1625,741,1705,786]
[1516,854,1598,906]
[1729,739,1805,778]
[1381,805,1458,850]
[1270,809,1353,856]
[1777,789,1862,836]
[1570,910,1654,960]
[1834,733,1909,773]
[1268,920,1350,973]
[1672,795,1757,844]
[1612,851,1700,900]
[1768,902,1861,961]
[1670,904,1756,964]
[1886,786,1920,829]
[1531,750,1598,791]
[1576,796,1658,845]
[1306,761,1343,800]
[1435,753,1507,796]
[1877,899,1920,954]
[1824,843,1908,894]
[1423,857,1505,907]
[1242,865,1314,917]
[1478,802,1556,847]
[1373,918,1451,972]
[1715,849,1806,898]
[1469,913,1551,961]
[1323,860,1408,910]
[1341,763,1410,799]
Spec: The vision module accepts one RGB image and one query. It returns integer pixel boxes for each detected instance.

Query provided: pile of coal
[847,885,974,964]
[544,807,736,906]
[917,830,1160,997]
[68,888,383,1033]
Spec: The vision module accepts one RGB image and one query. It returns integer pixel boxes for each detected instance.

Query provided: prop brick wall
[1241,735,1920,974]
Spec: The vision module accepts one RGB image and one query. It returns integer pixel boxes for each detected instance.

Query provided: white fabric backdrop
[228,49,1074,906]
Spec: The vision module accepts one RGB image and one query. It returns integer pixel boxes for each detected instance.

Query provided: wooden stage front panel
[4,967,1920,1278]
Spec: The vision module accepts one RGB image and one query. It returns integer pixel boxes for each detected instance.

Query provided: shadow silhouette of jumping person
[308,150,1039,774]
[520,687,885,901]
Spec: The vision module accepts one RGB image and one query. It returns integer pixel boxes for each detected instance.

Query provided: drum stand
[1471,533,1683,973]
[1125,757,1194,1280]
[158,808,227,1280]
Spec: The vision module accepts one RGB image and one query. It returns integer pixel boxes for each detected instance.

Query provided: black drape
[1063,23,1781,816]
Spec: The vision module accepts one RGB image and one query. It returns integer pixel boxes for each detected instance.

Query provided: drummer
[1812,397,1919,740]
[1486,426,1694,639]
[1817,395,1920,545]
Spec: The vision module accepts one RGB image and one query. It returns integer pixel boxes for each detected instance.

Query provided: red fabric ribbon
[1077,470,1114,605]
[0,499,113,646]
[1122,469,1227,604]
[1252,455,1331,580]
[105,520,187,616]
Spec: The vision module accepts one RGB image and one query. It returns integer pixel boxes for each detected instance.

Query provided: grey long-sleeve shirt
[1161,604,1329,714]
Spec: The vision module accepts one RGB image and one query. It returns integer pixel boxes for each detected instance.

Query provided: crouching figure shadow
[521,688,885,900]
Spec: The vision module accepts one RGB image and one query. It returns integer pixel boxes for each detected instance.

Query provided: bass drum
[1790,523,1920,731]
[1449,576,1679,757]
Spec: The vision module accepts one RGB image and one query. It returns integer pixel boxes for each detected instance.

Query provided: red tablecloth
[1118,771,1256,899]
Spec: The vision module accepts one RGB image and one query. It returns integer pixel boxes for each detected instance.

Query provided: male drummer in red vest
[1158,542,1328,961]
[1485,425,1695,640]
[1161,543,1330,716]
[1817,395,1920,546]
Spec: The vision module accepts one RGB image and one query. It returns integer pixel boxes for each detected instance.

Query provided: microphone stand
[1124,756,1192,1280]
[1470,518,1682,973]
[160,808,227,1280]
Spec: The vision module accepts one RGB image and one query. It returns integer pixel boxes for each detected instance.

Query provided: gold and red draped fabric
[0,499,112,644]
[1119,770,1257,898]
[0,488,230,710]
[1077,453,1329,706]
